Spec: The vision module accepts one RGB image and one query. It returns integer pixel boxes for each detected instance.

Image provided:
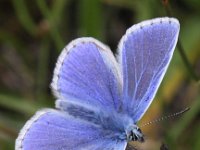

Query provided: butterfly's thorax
[99,110,144,142]
[99,110,132,131]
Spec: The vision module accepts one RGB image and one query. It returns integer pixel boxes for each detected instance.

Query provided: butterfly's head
[126,125,144,143]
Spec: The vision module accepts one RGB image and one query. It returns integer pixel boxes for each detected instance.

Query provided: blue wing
[51,38,122,112]
[16,109,127,150]
[118,17,180,122]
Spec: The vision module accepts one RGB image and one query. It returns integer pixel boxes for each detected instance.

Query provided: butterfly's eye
[137,128,142,133]
[128,126,144,143]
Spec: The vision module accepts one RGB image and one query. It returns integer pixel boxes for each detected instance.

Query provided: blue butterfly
[16,17,179,150]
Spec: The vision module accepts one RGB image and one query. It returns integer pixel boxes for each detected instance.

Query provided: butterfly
[15,17,180,150]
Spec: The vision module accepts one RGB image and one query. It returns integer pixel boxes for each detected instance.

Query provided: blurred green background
[0,0,200,150]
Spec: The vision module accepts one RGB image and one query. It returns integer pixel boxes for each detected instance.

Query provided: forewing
[51,38,122,112]
[118,17,180,121]
[15,109,127,150]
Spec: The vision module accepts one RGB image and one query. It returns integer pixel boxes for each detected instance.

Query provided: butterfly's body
[62,102,139,141]
[16,17,179,150]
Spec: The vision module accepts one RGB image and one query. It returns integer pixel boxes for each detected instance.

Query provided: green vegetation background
[0,0,200,150]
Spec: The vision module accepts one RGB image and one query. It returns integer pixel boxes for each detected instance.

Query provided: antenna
[140,107,190,127]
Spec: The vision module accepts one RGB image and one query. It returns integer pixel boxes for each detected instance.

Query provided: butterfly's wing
[51,38,122,112]
[16,109,127,150]
[118,17,180,122]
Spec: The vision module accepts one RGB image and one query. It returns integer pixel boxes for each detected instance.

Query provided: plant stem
[177,42,199,81]
[161,0,199,81]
